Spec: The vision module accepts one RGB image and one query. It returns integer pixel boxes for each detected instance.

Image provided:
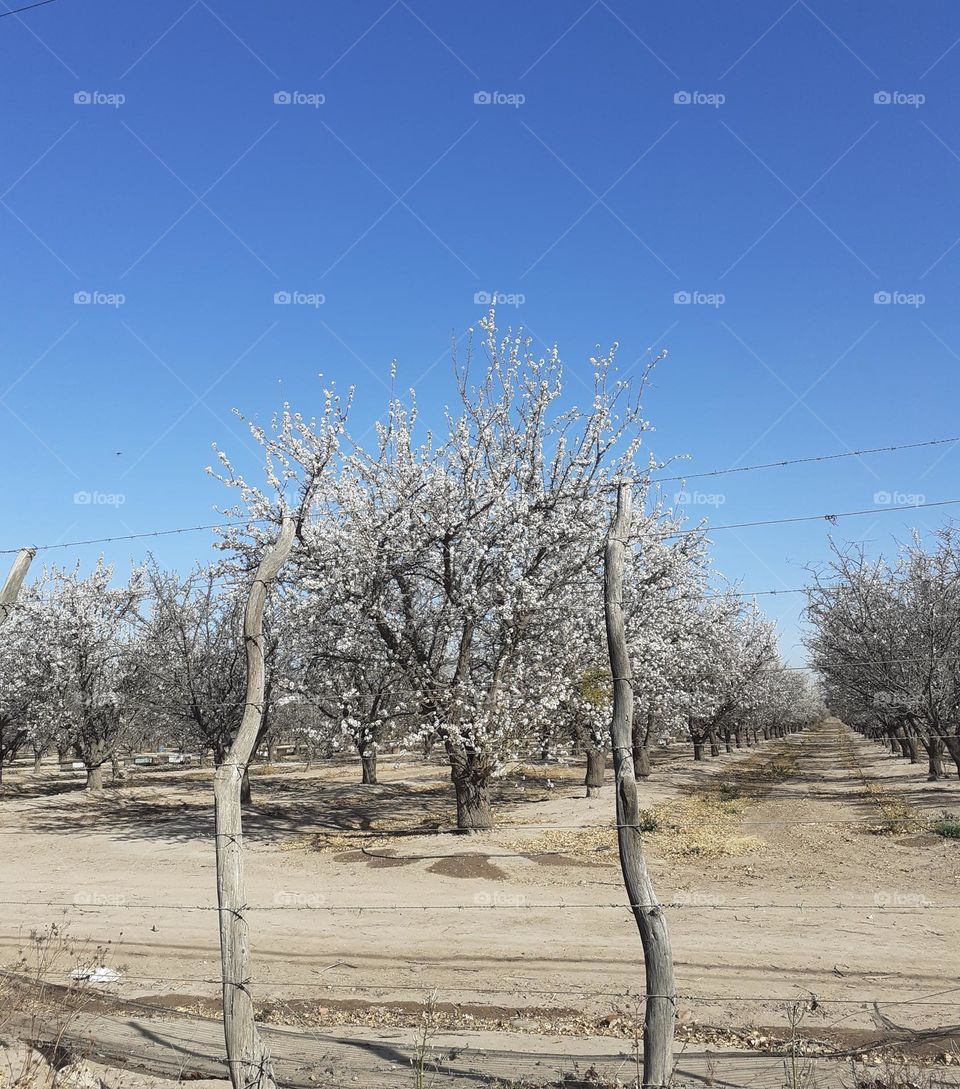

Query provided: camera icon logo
[673,91,692,104]
[473,91,492,105]
[274,291,292,304]
[874,91,892,105]
[274,91,292,105]
[73,91,92,105]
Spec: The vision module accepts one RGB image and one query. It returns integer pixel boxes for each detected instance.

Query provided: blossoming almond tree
[677,593,780,760]
[322,316,664,829]
[23,561,144,790]
[218,314,669,830]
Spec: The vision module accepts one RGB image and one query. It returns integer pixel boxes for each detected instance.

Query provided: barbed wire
[644,436,960,485]
[3,434,960,557]
[0,897,953,913]
[9,966,960,1007]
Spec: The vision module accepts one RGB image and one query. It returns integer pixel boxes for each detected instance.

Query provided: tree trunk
[214,517,294,1089]
[32,749,44,774]
[585,749,605,796]
[942,734,960,779]
[692,738,703,761]
[926,738,944,781]
[452,770,492,831]
[86,764,104,790]
[723,730,733,754]
[240,768,252,805]
[361,750,378,785]
[604,483,674,1089]
[709,730,720,757]
[904,733,919,763]
[634,743,651,778]
[922,744,940,779]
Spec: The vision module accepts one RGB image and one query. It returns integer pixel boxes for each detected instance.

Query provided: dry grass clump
[862,782,922,836]
[499,825,619,859]
[836,728,924,836]
[499,792,764,862]
[651,793,765,859]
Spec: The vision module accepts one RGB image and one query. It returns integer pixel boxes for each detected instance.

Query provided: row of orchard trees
[0,314,822,822]
[807,529,960,781]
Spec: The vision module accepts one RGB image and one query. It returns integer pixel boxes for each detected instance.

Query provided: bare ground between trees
[1,720,958,1067]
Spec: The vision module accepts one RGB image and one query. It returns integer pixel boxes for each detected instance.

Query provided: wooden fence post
[603,483,676,1089]
[0,548,36,627]
[214,518,295,1089]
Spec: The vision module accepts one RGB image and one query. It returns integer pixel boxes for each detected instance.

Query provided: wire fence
[1,724,958,1087]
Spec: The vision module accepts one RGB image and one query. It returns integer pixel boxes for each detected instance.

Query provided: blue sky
[2,0,959,661]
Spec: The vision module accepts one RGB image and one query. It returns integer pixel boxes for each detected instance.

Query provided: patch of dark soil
[528,853,598,868]
[361,848,416,868]
[427,855,507,880]
[896,833,943,848]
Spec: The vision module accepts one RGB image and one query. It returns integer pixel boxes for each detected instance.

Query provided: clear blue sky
[2,1,959,662]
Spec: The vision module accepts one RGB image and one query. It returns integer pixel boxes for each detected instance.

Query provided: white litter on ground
[70,967,120,985]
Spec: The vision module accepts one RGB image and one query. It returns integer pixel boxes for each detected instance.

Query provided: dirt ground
[1,719,958,1061]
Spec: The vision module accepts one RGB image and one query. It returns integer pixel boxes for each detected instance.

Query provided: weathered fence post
[214,518,295,1089]
[0,548,36,627]
[604,483,676,1089]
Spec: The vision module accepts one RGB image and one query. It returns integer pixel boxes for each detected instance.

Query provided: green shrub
[931,811,960,840]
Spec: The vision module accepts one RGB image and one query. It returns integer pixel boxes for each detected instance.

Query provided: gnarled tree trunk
[585,749,605,796]
[452,766,492,831]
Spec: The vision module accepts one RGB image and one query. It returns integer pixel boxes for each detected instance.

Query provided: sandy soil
[1,720,958,1050]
